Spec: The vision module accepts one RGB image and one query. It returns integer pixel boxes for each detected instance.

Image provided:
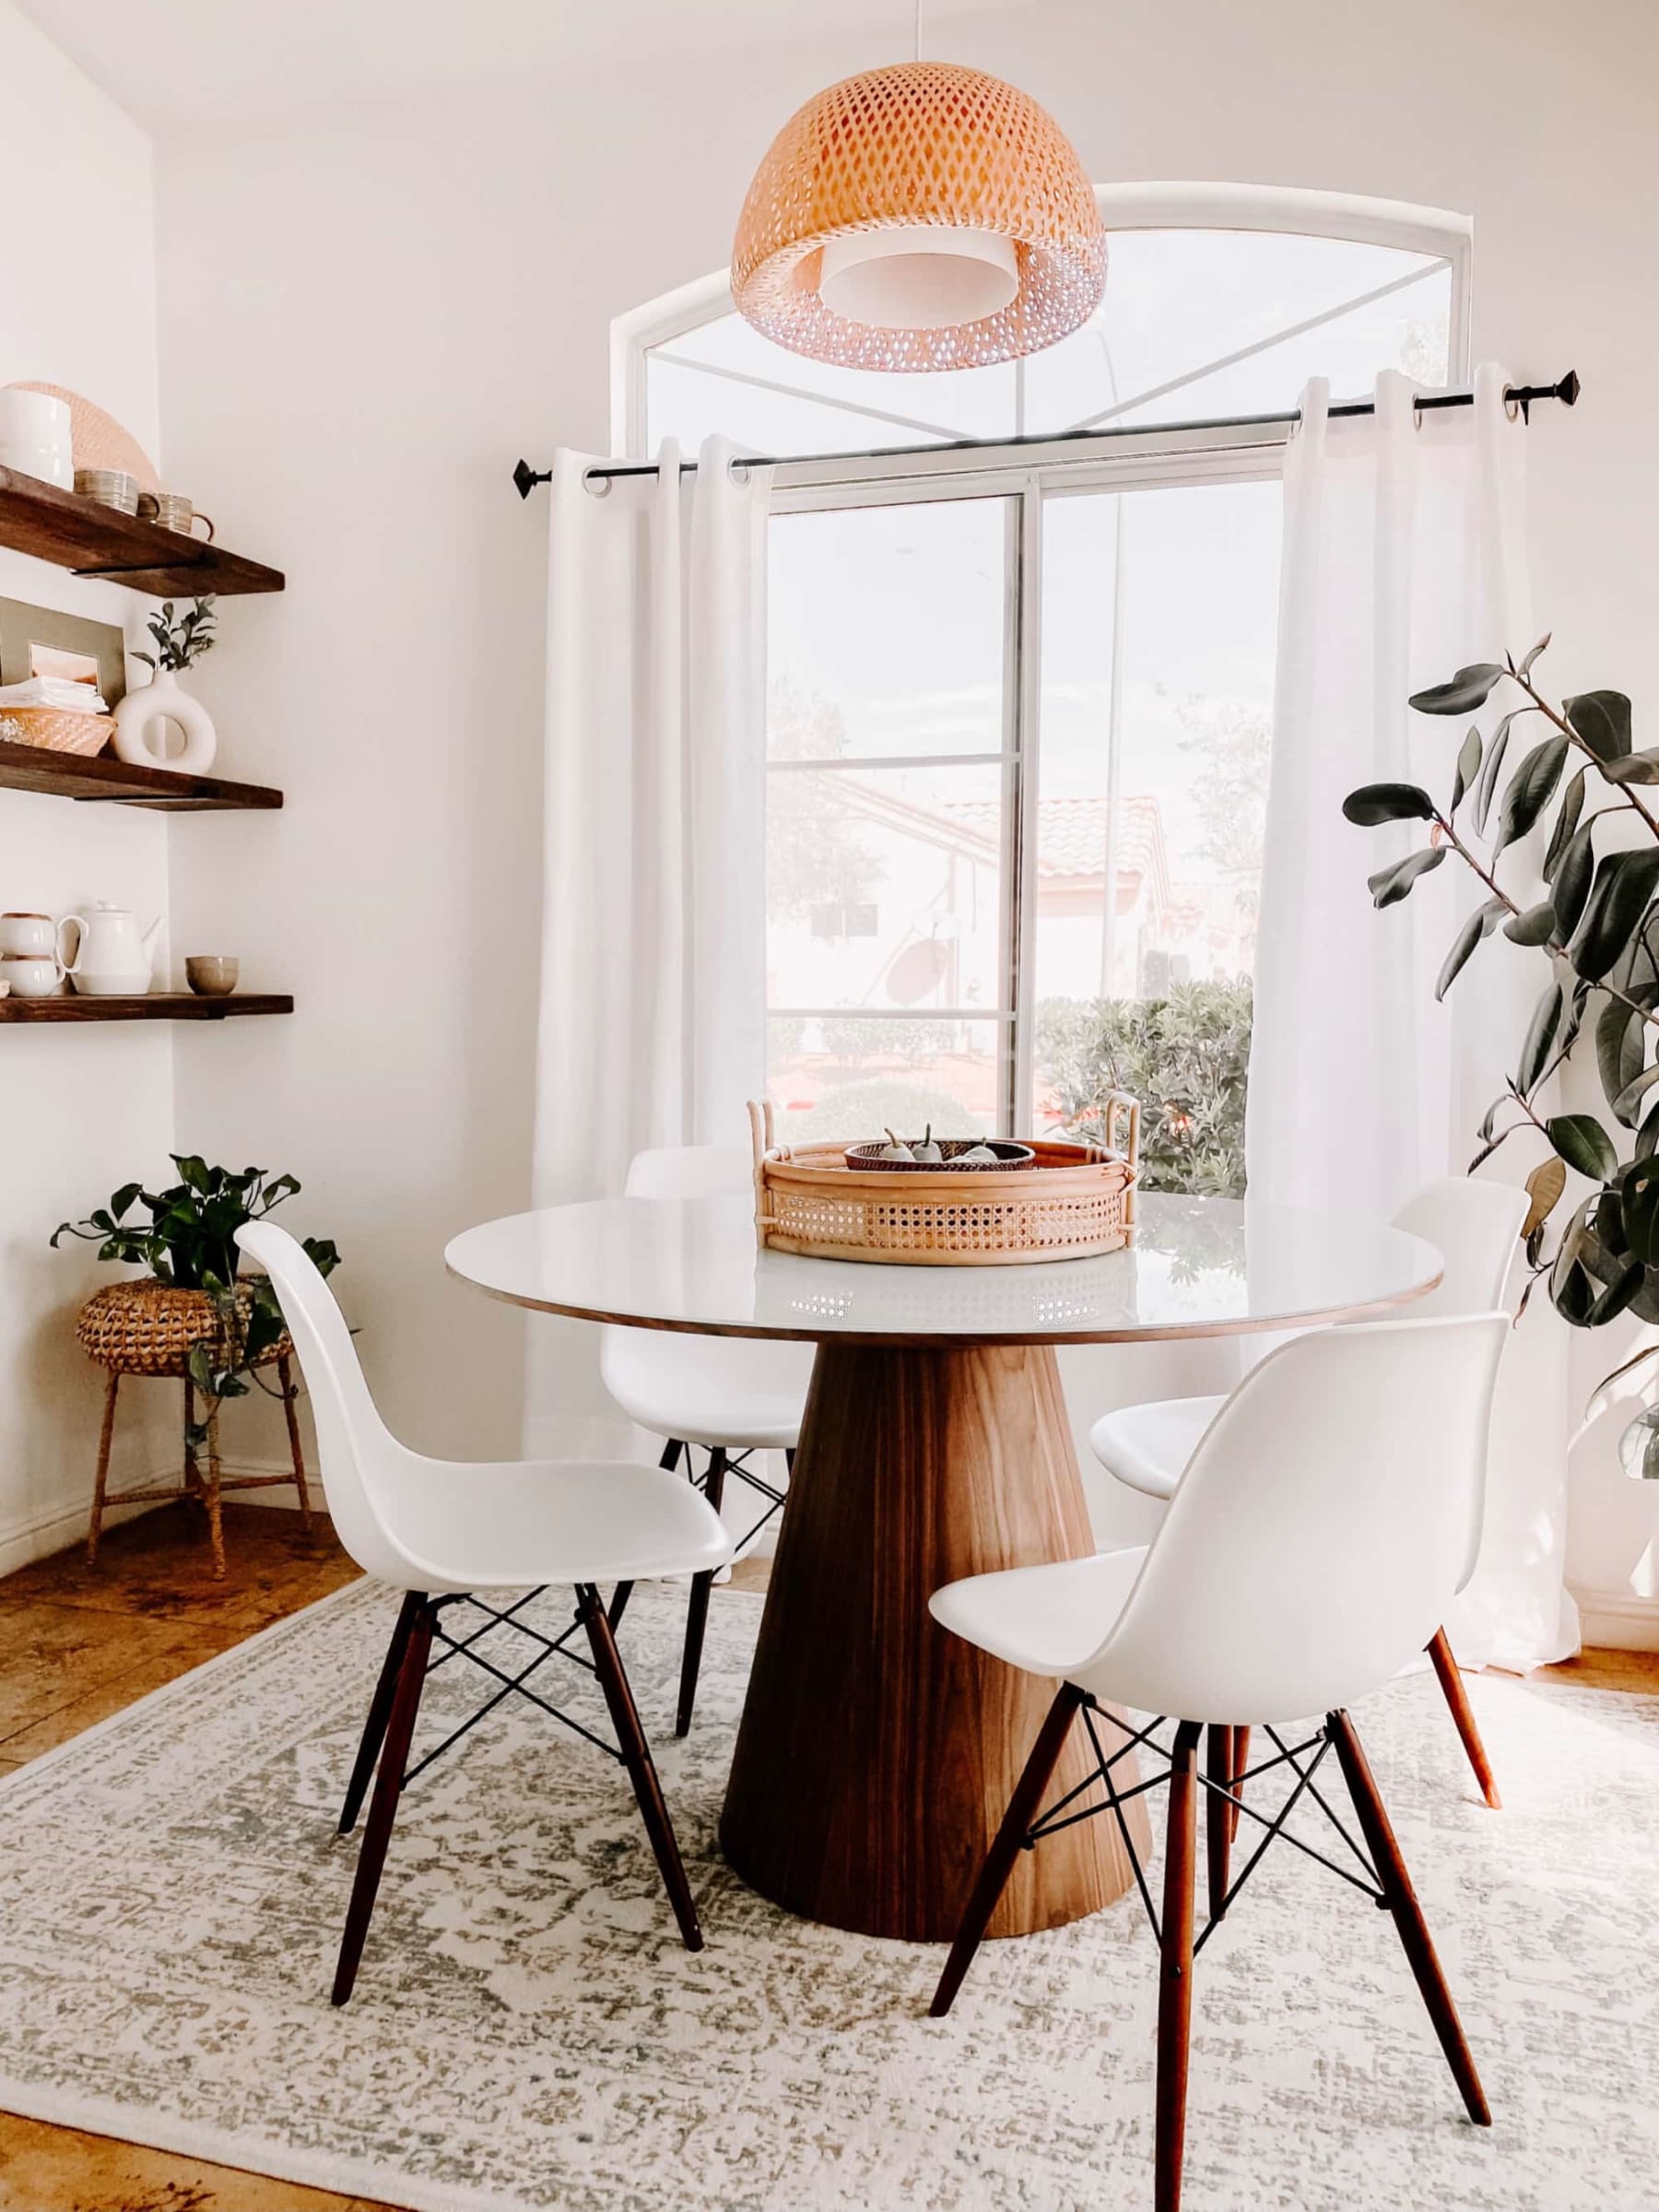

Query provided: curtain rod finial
[513,458,550,500]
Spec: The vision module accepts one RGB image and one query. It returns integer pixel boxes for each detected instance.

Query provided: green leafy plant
[1035,979,1253,1197]
[52,1157,338,1410]
[135,596,216,674]
[1344,641,1659,1468]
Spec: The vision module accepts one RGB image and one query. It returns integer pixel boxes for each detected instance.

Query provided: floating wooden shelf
[0,466,284,596]
[0,738,281,811]
[0,994,292,1023]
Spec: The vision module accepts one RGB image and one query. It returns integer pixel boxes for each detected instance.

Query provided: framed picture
[0,598,127,707]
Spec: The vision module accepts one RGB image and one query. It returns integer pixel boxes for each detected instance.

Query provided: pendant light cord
[913,0,923,62]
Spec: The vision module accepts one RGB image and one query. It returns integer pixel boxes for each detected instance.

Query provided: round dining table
[446,1190,1441,1945]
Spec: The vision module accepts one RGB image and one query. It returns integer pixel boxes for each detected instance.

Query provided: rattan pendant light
[731,34,1105,374]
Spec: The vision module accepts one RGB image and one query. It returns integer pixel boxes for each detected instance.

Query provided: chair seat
[382,1457,733,1594]
[929,1547,1148,1681]
[1088,1394,1221,1501]
[601,1329,811,1451]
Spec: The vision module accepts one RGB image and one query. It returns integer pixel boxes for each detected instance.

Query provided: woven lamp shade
[731,62,1105,373]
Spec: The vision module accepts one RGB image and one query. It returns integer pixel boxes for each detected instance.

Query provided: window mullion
[1006,481,1043,1139]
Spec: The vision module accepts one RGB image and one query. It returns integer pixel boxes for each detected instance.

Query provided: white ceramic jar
[0,953,64,998]
[0,912,57,959]
[0,389,73,488]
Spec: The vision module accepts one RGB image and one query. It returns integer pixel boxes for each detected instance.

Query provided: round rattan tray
[749,1098,1138,1266]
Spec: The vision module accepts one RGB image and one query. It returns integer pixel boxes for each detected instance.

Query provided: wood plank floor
[0,1502,1649,2210]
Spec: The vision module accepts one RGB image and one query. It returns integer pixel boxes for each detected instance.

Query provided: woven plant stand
[76,1278,312,1580]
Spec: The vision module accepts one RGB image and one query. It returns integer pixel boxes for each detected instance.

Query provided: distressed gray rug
[0,1577,1652,2212]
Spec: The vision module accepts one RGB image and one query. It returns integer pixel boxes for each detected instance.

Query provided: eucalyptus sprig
[135,596,216,674]
[1345,641,1659,1470]
[53,1156,339,1410]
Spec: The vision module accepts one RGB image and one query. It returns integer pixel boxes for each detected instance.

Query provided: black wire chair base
[406,1588,627,1789]
[688,1441,789,1559]
[1022,1703,1385,1953]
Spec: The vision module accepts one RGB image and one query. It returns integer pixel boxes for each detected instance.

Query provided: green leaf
[1614,1061,1659,1127]
[1586,1255,1645,1326]
[1543,767,1585,882]
[1494,735,1569,856]
[1547,1112,1620,1183]
[1622,1158,1659,1265]
[1450,726,1482,813]
[1437,898,1507,999]
[1470,713,1518,837]
[1519,633,1552,678]
[1599,749,1659,786]
[1637,1098,1659,1161]
[1368,846,1445,908]
[1409,663,1504,716]
[1523,1156,1567,1238]
[1502,900,1557,947]
[1343,782,1437,828]
[1597,996,1645,1121]
[1565,690,1633,764]
[1517,981,1564,1093]
[1571,848,1659,982]
[1548,818,1597,939]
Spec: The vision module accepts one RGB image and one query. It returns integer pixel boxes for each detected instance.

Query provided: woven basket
[843,1137,1035,1174]
[749,1099,1138,1266]
[2,707,113,757]
[76,1278,291,1379]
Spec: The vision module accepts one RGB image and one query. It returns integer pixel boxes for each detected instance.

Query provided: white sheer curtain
[1249,365,1577,1668]
[524,435,771,1455]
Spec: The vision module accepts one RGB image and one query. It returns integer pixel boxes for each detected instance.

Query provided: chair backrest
[1392,1176,1526,1317]
[622,1145,755,1202]
[1080,1312,1509,1725]
[235,1221,431,1585]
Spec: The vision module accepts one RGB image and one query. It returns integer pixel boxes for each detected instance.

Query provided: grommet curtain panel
[525,436,771,1454]
[1249,366,1576,1668]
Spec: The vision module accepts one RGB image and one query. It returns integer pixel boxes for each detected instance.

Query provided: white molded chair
[930,1312,1507,2211]
[1088,1176,1526,1808]
[601,1144,814,1735]
[237,1221,732,2005]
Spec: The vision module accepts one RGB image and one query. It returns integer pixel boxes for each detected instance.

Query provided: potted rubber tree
[1343,640,1659,1472]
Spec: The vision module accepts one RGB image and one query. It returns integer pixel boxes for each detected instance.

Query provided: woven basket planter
[76,1277,291,1379]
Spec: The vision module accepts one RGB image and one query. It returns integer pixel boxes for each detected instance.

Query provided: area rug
[0,1579,1652,2212]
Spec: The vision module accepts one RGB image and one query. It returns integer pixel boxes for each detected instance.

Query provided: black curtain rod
[512,371,1580,498]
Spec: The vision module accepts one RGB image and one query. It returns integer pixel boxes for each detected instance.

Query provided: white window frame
[613,187,1473,1136]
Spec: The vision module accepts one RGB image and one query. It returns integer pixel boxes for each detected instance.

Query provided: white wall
[147,0,1659,1622]
[0,0,179,1567]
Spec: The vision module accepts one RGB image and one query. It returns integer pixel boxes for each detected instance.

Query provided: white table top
[445,1192,1442,1347]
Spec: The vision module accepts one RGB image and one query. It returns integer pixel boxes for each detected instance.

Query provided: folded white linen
[0,677,110,713]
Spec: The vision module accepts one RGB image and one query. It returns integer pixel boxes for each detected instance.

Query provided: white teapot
[58,903,162,996]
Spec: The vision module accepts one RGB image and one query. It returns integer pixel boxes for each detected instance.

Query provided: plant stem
[1512,669,1659,838]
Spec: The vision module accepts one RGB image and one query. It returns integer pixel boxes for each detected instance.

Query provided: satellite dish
[886,939,950,1006]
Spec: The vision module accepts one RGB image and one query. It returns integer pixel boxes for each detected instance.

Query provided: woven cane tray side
[747,1099,1138,1267]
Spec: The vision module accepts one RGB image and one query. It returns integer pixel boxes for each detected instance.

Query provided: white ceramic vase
[112,666,218,775]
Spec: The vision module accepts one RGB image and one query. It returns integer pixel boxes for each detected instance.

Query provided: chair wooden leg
[1327,1709,1490,2125]
[276,1354,314,1529]
[87,1370,120,1566]
[1205,1724,1233,1923]
[580,1585,704,1951]
[1157,1720,1203,2212]
[204,1399,226,1580]
[676,1445,725,1736]
[930,1683,1088,2018]
[339,1591,425,1836]
[1426,1628,1500,1809]
[608,1439,684,1633]
[334,1596,433,2006]
[1230,1725,1250,1841]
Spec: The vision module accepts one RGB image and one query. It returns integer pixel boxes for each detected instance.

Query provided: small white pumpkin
[957,1144,999,1163]
[912,1123,944,1165]
[877,1126,915,1162]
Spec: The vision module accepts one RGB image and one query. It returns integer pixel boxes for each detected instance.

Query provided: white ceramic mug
[0,390,73,488]
[0,912,57,959]
[0,953,64,998]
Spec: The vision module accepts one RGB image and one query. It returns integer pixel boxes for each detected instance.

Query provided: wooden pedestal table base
[721,1342,1149,1942]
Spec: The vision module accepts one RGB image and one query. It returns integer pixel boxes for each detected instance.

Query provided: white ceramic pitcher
[58,902,162,996]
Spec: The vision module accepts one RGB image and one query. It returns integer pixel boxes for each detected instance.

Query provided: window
[620,191,1471,1182]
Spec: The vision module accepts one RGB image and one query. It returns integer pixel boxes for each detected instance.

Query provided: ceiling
[15,0,1020,131]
